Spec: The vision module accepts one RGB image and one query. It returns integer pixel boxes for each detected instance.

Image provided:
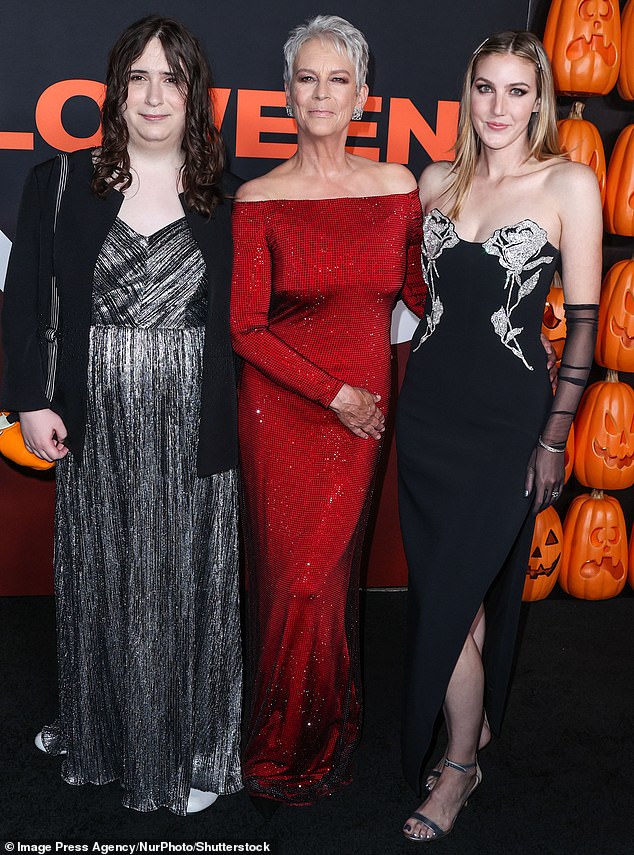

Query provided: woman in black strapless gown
[397,32,603,842]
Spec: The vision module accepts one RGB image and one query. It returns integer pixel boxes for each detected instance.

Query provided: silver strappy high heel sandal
[403,757,482,843]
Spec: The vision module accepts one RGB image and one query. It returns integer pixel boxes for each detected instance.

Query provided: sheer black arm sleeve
[527,303,599,513]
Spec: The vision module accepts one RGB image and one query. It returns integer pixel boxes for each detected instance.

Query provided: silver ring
[551,491,560,499]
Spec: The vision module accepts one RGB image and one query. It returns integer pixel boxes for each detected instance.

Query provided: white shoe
[186,788,219,814]
[34,731,67,755]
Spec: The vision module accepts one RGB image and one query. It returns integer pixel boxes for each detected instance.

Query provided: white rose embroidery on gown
[484,221,554,370]
[412,210,459,352]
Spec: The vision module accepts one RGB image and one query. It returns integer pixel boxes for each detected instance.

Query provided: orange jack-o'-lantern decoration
[557,102,606,203]
[564,421,575,484]
[573,370,634,489]
[618,0,634,100]
[560,489,627,599]
[522,505,563,601]
[595,258,634,371]
[542,274,567,364]
[544,0,621,96]
[604,124,634,236]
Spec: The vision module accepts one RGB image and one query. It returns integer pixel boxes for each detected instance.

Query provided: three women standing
[2,14,602,838]
[1,16,242,815]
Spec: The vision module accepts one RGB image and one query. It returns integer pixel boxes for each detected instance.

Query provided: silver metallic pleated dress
[42,216,243,815]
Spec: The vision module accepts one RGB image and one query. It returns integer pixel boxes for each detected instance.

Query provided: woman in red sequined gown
[230,16,426,806]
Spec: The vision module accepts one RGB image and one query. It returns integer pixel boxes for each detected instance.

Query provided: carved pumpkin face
[544,0,621,95]
[604,124,634,237]
[522,505,563,601]
[594,410,634,469]
[574,371,634,490]
[595,259,634,370]
[557,102,606,203]
[561,490,627,599]
[542,280,567,363]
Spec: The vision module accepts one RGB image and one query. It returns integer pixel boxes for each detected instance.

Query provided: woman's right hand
[329,384,385,440]
[19,409,69,461]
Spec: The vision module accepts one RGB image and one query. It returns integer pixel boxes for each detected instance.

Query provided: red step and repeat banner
[6,0,626,594]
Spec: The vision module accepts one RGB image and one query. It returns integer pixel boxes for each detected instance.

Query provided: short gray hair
[283,15,369,92]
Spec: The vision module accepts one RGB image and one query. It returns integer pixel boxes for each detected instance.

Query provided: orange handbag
[0,411,55,470]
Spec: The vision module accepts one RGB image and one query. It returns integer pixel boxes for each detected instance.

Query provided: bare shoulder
[539,159,603,241]
[351,158,416,194]
[234,176,273,202]
[418,161,453,206]
[371,161,417,193]
[234,165,289,202]
[545,158,600,201]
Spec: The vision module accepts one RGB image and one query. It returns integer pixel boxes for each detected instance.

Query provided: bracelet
[538,435,566,454]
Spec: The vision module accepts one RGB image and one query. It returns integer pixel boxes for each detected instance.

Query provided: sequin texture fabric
[231,190,426,804]
[45,217,243,815]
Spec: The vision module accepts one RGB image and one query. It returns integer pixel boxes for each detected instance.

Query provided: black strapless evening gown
[397,209,560,792]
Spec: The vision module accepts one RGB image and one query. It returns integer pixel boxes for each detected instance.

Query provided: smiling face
[469,52,540,154]
[286,37,368,138]
[123,37,187,149]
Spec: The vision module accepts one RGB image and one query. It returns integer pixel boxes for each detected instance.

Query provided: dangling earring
[351,107,363,121]
[286,104,294,118]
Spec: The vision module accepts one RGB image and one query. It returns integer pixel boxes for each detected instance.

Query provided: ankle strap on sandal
[444,758,477,773]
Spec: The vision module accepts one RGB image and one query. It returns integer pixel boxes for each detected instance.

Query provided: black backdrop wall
[0,1,533,231]
[0,0,534,593]
[1,1,632,594]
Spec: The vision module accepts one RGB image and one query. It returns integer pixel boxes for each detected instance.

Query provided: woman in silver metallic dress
[1,16,242,815]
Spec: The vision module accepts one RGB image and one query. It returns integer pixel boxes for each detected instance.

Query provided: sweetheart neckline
[426,207,560,252]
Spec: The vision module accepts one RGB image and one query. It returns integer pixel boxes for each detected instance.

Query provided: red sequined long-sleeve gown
[230,190,426,804]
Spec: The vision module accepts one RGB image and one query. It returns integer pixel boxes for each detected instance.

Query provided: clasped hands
[329,384,385,440]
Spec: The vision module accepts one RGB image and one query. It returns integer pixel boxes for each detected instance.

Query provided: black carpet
[1,592,632,854]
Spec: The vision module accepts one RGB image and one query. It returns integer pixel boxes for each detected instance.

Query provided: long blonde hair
[447,31,561,219]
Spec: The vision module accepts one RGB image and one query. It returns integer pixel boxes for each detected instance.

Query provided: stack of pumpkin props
[533,0,634,600]
[566,371,633,598]
[544,0,633,239]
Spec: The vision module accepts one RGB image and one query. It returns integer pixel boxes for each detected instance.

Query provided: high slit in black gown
[397,209,560,792]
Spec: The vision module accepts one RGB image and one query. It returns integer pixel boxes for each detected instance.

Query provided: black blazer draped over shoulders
[1,147,239,476]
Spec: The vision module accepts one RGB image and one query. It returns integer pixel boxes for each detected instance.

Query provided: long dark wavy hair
[92,15,225,215]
